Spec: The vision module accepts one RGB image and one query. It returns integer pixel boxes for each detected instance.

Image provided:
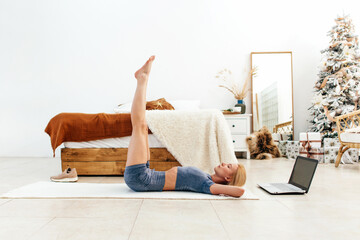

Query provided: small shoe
[50,167,78,182]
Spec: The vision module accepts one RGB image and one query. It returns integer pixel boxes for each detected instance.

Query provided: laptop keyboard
[271,183,301,192]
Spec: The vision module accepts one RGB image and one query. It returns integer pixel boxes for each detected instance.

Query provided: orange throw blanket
[45,113,136,156]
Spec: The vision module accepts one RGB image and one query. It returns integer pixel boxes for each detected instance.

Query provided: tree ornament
[336,108,343,115]
[335,85,341,94]
[354,72,360,79]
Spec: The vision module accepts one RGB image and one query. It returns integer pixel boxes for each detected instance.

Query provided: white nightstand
[224,114,252,159]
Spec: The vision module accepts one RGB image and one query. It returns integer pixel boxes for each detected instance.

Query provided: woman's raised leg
[126,56,155,167]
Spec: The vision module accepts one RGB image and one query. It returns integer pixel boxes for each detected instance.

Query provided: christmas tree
[309,15,360,138]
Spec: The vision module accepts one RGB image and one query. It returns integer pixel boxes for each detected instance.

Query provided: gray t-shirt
[175,166,215,194]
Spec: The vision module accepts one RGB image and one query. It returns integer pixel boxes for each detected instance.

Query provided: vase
[235,99,246,114]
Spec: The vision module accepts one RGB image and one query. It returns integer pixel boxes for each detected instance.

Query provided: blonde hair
[228,163,246,187]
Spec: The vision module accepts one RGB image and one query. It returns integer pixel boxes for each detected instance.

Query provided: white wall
[1,0,359,157]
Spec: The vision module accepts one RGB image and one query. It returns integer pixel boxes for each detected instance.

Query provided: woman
[124,56,246,197]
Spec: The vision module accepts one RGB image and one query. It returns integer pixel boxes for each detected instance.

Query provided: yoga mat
[1,182,258,200]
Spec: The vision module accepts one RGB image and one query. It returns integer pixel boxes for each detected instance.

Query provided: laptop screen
[288,156,318,192]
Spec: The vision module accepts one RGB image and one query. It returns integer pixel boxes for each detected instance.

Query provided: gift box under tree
[272,133,292,143]
[323,138,359,164]
[272,133,292,157]
[286,141,300,160]
[300,147,324,162]
[278,140,288,157]
[299,132,324,162]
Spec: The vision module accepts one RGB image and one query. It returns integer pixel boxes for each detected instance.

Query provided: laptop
[258,156,318,194]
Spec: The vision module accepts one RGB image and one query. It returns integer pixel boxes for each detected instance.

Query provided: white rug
[1,182,258,200]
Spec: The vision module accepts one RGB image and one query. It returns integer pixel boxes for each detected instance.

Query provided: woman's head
[228,163,246,186]
[214,163,246,187]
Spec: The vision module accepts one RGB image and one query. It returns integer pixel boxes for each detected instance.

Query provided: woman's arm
[210,184,245,197]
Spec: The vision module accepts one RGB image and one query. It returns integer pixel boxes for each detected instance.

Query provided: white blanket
[146,109,238,174]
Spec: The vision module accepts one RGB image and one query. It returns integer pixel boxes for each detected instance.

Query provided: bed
[45,111,181,175]
[45,98,183,175]
[45,99,237,175]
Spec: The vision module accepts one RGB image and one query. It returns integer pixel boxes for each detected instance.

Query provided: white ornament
[335,85,341,94]
[312,94,323,106]
[349,79,355,87]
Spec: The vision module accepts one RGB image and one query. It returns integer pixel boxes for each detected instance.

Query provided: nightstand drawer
[226,118,247,134]
[231,135,247,149]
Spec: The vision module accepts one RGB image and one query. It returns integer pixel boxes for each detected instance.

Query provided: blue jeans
[124,161,166,192]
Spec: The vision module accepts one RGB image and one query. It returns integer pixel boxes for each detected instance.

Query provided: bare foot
[135,56,155,82]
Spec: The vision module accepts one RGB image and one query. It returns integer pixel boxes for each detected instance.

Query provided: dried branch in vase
[217,67,258,100]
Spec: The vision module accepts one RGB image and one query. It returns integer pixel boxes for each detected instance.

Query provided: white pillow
[168,100,201,110]
[345,126,360,133]
[114,99,201,113]
[114,102,132,113]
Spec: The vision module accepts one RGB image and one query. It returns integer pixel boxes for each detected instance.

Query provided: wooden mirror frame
[250,51,294,136]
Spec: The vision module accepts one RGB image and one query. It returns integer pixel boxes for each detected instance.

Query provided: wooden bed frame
[61,148,181,175]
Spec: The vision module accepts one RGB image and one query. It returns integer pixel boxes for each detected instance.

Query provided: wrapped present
[286,141,300,160]
[299,132,323,162]
[299,132,321,149]
[323,137,359,164]
[278,140,288,157]
[272,133,279,146]
[323,138,341,148]
[273,133,291,157]
[323,147,338,164]
[323,147,359,164]
[272,133,292,144]
[341,149,359,164]
[282,133,292,141]
[300,146,324,163]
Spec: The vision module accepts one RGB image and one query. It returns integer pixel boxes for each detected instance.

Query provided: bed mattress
[63,134,165,148]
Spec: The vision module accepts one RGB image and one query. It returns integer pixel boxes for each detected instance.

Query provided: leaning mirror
[250,52,294,139]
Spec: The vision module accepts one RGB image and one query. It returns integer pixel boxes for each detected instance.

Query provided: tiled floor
[0,157,359,240]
